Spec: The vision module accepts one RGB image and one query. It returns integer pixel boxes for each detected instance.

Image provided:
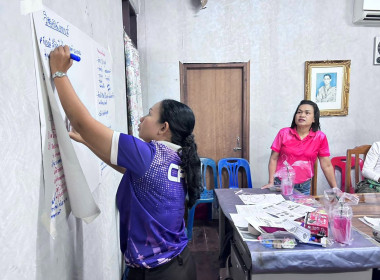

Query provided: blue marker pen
[70,53,81,62]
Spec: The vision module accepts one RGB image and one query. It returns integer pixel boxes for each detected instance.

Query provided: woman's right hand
[261,183,273,189]
[49,45,73,76]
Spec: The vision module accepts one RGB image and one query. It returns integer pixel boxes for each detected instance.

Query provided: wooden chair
[345,145,371,193]
[311,160,318,196]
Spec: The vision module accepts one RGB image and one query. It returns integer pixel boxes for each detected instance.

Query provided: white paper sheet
[260,204,305,220]
[271,200,316,216]
[32,7,121,235]
[359,216,380,230]
[230,213,249,228]
[238,193,285,205]
[230,214,260,241]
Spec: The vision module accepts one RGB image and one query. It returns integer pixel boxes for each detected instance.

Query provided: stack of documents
[231,194,316,241]
[238,193,284,205]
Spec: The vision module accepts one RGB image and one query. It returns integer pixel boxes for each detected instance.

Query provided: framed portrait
[304,60,350,116]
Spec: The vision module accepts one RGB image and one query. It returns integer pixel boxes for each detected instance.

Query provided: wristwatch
[52,71,67,79]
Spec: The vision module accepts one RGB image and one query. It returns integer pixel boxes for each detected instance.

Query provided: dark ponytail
[159,99,203,208]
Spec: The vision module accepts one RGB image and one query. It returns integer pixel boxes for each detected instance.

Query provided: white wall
[1,0,126,279]
[137,0,380,194]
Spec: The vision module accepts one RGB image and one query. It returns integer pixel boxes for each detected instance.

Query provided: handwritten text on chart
[100,161,107,176]
[95,50,114,177]
[97,92,115,99]
[47,117,69,219]
[96,53,114,109]
[98,110,109,117]
[39,10,82,62]
[43,10,69,37]
[40,38,82,61]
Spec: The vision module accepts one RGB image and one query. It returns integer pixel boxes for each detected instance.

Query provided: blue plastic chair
[218,158,252,189]
[187,157,218,241]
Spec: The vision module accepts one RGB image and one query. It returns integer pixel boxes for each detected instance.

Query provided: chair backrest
[200,157,218,191]
[218,158,252,188]
[331,156,356,170]
[345,145,371,193]
[331,156,363,192]
[311,160,318,196]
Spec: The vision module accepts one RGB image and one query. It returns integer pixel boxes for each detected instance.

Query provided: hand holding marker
[49,45,81,79]
[48,50,81,62]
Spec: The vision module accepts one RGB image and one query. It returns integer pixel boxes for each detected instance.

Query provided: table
[215,188,380,280]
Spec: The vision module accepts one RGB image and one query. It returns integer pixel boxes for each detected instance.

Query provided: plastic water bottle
[332,203,352,244]
[281,177,293,196]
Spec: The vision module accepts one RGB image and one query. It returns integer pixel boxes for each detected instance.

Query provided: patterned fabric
[124,32,143,136]
[114,133,188,269]
[356,179,380,193]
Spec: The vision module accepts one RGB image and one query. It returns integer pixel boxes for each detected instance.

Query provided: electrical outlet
[374,37,380,65]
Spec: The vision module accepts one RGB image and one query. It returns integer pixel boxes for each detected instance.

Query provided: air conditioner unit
[353,0,380,25]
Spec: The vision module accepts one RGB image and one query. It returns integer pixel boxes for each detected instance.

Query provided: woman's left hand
[69,128,86,145]
[49,45,73,76]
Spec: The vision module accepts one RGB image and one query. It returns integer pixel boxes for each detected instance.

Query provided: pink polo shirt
[271,127,330,184]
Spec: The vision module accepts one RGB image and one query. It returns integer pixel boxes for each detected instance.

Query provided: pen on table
[70,53,81,62]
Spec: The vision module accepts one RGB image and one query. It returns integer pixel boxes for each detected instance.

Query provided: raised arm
[69,129,126,174]
[49,45,113,163]
[319,156,337,188]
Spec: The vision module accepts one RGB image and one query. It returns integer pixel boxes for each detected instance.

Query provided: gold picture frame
[304,60,350,116]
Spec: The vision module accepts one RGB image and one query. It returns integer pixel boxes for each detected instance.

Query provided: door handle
[233,136,242,151]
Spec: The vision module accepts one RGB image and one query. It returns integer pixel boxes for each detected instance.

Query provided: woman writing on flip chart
[49,45,201,280]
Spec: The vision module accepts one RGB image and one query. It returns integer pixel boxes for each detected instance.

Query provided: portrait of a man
[316,73,337,102]
[305,60,350,116]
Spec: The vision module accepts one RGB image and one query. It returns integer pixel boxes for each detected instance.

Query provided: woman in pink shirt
[262,100,337,195]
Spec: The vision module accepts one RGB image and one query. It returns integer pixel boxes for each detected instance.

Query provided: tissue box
[305,211,329,237]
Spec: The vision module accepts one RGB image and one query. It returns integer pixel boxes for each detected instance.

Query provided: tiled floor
[188,219,220,280]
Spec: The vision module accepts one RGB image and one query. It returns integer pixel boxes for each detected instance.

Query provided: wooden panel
[311,160,318,196]
[181,63,250,188]
[186,68,243,162]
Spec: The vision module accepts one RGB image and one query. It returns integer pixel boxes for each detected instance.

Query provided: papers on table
[230,213,250,228]
[274,200,316,216]
[236,200,315,221]
[231,193,316,241]
[281,219,311,242]
[238,193,285,205]
[230,213,260,241]
[261,201,316,220]
[245,215,285,232]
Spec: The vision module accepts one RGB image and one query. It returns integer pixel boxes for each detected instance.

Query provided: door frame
[179,62,250,160]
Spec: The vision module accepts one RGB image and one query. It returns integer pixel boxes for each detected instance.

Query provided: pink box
[305,212,329,237]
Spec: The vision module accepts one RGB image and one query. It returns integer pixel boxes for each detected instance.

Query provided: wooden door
[180,62,250,188]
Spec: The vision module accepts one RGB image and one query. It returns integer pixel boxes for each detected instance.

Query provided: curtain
[124,31,143,136]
